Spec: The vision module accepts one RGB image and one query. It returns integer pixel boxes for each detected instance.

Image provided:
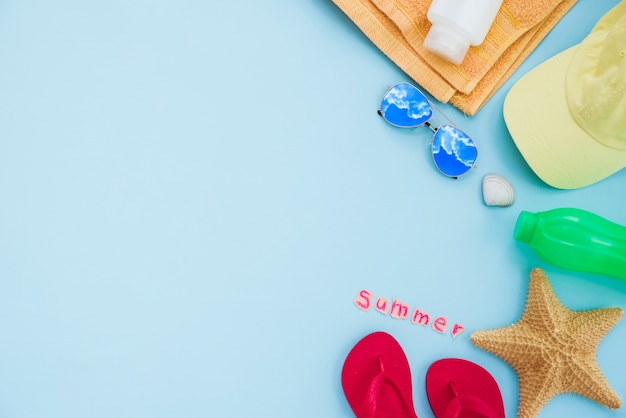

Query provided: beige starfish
[471,268,623,418]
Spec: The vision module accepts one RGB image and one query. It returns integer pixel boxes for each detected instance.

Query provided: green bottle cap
[514,211,537,243]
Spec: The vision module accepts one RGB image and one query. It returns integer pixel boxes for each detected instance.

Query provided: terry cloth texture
[331,0,578,115]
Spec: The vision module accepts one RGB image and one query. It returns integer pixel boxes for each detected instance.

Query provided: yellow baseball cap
[503,1,626,189]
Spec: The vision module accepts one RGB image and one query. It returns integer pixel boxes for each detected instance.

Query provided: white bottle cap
[423,24,469,65]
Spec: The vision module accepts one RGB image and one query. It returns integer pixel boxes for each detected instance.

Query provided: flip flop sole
[426,358,505,418]
[341,332,418,418]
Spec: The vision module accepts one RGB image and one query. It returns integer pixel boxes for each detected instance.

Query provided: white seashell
[482,174,515,207]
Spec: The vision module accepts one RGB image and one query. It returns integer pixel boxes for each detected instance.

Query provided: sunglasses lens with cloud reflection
[379,82,477,178]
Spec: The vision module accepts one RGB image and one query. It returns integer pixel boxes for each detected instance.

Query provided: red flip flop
[341,332,418,418]
[425,358,505,418]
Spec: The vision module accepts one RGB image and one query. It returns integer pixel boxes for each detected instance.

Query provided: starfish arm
[518,270,570,334]
[471,325,548,371]
[560,355,622,409]
[565,308,623,345]
[516,361,561,418]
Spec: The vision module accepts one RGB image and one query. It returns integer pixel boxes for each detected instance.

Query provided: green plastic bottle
[514,208,626,281]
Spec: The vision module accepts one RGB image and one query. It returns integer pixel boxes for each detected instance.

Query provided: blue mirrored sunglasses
[378,82,478,178]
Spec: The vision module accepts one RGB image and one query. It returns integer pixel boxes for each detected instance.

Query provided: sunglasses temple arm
[424,121,438,133]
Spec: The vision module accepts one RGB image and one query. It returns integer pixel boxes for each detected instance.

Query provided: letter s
[354,289,372,311]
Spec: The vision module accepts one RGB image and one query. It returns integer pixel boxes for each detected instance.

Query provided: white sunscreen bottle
[423,0,503,65]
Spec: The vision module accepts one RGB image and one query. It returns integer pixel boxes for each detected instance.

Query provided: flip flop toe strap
[364,356,417,418]
[443,384,499,418]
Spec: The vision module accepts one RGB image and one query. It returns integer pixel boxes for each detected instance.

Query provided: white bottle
[423,0,503,65]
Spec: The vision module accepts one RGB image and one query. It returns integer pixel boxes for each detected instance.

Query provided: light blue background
[0,1,624,417]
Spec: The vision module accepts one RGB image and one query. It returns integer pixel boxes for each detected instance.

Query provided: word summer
[354,289,465,338]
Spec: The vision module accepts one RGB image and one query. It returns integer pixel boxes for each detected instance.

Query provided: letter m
[411,308,430,326]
